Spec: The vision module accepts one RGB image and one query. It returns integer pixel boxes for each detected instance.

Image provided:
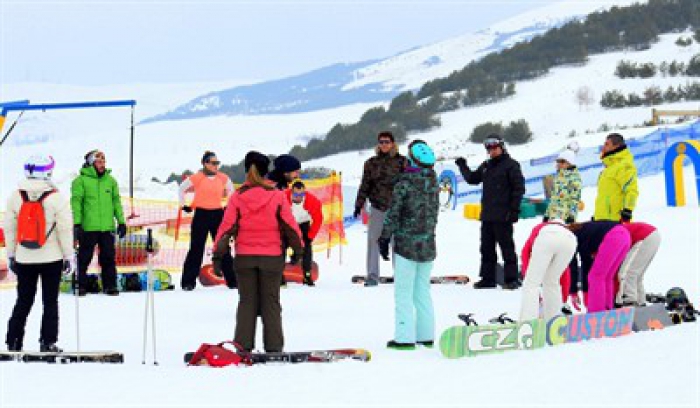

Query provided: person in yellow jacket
[594,133,638,222]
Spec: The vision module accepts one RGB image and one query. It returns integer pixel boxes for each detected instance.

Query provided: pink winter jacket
[521,222,570,302]
[622,222,656,245]
[214,183,303,257]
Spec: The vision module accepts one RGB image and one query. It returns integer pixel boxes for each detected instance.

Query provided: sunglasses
[556,159,567,164]
[207,160,221,166]
[378,140,393,145]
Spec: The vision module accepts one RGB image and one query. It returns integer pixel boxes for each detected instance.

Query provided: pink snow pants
[587,225,631,312]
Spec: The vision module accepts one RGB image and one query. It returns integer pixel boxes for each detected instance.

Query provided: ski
[0,350,124,364]
[184,348,371,365]
[351,275,470,285]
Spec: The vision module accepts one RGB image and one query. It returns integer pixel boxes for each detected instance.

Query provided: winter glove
[62,260,72,276]
[8,257,17,273]
[569,292,582,312]
[117,224,127,239]
[353,206,362,219]
[620,208,633,223]
[542,216,550,222]
[182,205,193,214]
[565,216,575,224]
[507,210,520,223]
[211,253,223,277]
[289,253,299,265]
[454,157,467,169]
[377,237,390,261]
[73,225,84,243]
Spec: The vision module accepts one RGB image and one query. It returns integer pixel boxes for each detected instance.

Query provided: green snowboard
[439,319,546,358]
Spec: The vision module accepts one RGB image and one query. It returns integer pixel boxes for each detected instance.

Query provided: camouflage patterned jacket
[380,168,439,262]
[545,166,582,222]
[355,148,406,212]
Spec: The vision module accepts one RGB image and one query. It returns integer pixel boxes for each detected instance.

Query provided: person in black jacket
[455,135,525,290]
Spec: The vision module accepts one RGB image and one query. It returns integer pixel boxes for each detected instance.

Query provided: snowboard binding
[488,313,515,325]
[458,313,478,326]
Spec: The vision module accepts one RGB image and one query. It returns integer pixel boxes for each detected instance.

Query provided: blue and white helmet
[24,155,55,180]
[407,139,436,168]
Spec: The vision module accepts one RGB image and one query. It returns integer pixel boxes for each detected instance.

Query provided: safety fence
[0,173,346,286]
[438,120,700,207]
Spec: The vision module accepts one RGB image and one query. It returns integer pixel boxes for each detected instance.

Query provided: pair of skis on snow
[351,275,470,285]
[0,350,124,364]
[183,348,371,365]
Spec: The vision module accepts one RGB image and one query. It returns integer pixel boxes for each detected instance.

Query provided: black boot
[40,342,63,353]
[303,271,315,287]
[7,339,22,352]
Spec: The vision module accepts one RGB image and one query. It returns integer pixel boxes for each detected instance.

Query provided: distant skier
[5,156,73,352]
[519,217,577,321]
[594,133,638,222]
[213,151,303,352]
[354,131,407,287]
[455,135,525,290]
[71,150,126,296]
[379,140,439,350]
[616,222,661,306]
[567,221,631,312]
[544,149,582,223]
[285,180,323,286]
[179,151,236,291]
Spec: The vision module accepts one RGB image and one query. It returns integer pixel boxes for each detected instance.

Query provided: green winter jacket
[71,167,125,232]
[545,166,582,221]
[594,146,639,221]
[380,168,439,262]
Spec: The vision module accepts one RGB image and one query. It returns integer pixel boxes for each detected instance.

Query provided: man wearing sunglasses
[285,181,323,286]
[595,133,638,223]
[179,151,236,291]
[455,135,525,290]
[354,131,407,287]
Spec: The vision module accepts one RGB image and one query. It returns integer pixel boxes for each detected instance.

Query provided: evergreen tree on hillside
[503,120,533,145]
[470,122,505,144]
[686,54,700,76]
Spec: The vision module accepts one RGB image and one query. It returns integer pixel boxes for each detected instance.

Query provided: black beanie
[377,131,395,142]
[244,151,270,176]
[201,151,217,165]
[273,154,301,173]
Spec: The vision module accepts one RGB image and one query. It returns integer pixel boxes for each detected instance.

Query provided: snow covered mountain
[143,0,641,122]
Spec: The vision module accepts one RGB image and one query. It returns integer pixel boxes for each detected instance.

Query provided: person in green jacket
[594,133,639,222]
[71,150,126,296]
[545,149,582,223]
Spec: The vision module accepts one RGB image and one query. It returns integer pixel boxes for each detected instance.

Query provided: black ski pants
[6,261,62,350]
[78,231,118,291]
[479,221,519,285]
[182,208,236,289]
[296,222,314,273]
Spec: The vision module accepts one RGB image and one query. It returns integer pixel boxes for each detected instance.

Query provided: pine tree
[470,122,505,144]
[503,120,533,145]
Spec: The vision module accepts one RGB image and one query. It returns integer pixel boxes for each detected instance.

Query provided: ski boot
[40,342,63,353]
[386,340,415,350]
[488,313,515,325]
[458,313,479,326]
[416,340,434,348]
[302,271,315,287]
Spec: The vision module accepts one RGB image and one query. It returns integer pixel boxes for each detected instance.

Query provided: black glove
[455,157,467,169]
[62,260,72,275]
[8,257,17,273]
[542,216,550,222]
[212,254,223,277]
[620,208,633,223]
[565,216,575,224]
[353,206,362,219]
[507,210,520,223]
[289,253,299,265]
[73,225,83,242]
[377,237,390,261]
[182,205,193,214]
[117,224,127,239]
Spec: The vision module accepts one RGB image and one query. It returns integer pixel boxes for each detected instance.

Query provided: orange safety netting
[0,173,346,286]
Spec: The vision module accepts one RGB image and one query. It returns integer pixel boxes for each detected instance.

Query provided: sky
[0,0,563,85]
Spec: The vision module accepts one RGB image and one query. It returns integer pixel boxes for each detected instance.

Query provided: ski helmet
[407,139,436,168]
[24,155,55,180]
[666,287,689,310]
[483,135,505,151]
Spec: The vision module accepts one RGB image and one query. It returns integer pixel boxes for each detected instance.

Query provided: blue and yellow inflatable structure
[664,140,700,206]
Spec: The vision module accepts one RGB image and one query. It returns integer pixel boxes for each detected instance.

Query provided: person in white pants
[519,221,577,321]
[616,222,661,306]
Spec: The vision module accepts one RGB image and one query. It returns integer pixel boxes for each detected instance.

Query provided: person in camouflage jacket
[378,140,439,350]
[354,131,406,286]
[545,149,582,223]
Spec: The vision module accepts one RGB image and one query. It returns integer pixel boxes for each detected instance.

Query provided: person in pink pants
[569,221,631,312]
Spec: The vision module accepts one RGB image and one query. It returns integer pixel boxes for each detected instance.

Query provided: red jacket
[622,222,656,245]
[521,222,571,302]
[285,190,324,240]
[215,183,303,257]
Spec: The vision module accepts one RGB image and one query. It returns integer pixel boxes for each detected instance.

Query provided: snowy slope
[0,166,697,408]
[143,0,643,120]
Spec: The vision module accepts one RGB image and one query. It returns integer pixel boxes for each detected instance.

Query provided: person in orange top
[178,151,236,291]
[285,181,323,286]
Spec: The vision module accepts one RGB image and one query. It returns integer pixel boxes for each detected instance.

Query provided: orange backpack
[16,190,56,249]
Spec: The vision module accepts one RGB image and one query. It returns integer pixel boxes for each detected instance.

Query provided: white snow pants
[616,230,661,305]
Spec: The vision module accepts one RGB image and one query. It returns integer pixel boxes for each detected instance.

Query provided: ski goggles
[292,192,306,199]
[483,138,502,150]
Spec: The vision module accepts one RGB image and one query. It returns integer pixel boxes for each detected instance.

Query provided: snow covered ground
[0,165,697,408]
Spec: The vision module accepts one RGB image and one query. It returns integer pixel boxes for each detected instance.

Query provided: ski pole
[73,248,80,352]
[149,228,158,365]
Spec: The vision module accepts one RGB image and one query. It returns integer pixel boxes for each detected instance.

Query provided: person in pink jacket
[616,222,661,306]
[519,218,577,321]
[212,151,303,353]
